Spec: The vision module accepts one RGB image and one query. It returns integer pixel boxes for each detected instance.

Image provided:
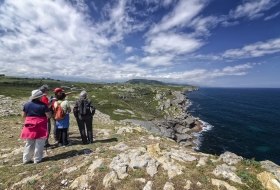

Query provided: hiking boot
[44,143,51,148]
[23,160,33,164]
[64,142,72,146]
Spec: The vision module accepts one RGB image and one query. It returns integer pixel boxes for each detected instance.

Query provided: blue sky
[0,0,279,87]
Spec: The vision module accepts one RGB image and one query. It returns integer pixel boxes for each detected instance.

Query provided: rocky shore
[0,86,280,190]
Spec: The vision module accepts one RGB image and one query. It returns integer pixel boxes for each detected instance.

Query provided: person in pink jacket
[20,89,51,164]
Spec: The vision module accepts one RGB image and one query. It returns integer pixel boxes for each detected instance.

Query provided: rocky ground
[0,93,280,190]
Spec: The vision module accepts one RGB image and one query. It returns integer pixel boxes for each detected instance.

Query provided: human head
[56,92,66,101]
[40,84,50,94]
[30,89,44,101]
[80,90,87,99]
[54,88,64,95]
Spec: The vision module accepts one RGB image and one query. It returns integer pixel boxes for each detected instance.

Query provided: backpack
[78,99,91,116]
[53,101,66,120]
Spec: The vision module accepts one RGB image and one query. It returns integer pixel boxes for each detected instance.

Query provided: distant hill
[125,79,165,85]
[125,79,191,86]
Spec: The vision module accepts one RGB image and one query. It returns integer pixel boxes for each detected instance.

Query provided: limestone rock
[158,154,183,179]
[163,182,175,190]
[103,171,119,188]
[184,180,192,189]
[179,141,192,147]
[212,164,242,184]
[129,153,149,169]
[11,174,41,189]
[109,142,129,151]
[261,160,280,181]
[175,133,192,143]
[218,152,243,165]
[148,135,161,140]
[257,171,280,190]
[69,175,88,190]
[211,178,237,190]
[147,143,164,158]
[96,129,111,137]
[86,158,103,177]
[135,178,146,183]
[146,157,160,177]
[61,166,78,174]
[109,153,129,179]
[198,157,208,166]
[143,181,153,190]
[168,148,197,162]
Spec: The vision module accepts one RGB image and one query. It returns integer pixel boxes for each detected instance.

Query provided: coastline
[182,87,280,166]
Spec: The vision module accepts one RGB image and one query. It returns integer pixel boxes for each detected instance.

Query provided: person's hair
[40,84,50,93]
[55,91,62,97]
[56,92,66,100]
[80,90,87,98]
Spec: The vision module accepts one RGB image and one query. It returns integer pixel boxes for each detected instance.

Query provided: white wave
[192,119,214,150]
[185,100,192,108]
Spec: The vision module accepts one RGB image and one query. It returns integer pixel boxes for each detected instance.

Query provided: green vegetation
[241,158,261,169]
[0,76,188,121]
[125,79,165,85]
[236,170,265,190]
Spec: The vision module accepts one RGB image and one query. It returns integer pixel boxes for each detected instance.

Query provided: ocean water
[185,88,280,165]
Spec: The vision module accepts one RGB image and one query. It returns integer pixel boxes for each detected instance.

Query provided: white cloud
[162,0,174,7]
[223,63,253,73]
[126,56,139,61]
[221,21,239,27]
[143,32,203,55]
[189,16,222,35]
[90,2,98,12]
[230,0,278,20]
[0,0,147,79]
[141,63,257,84]
[125,46,134,54]
[222,38,280,59]
[264,11,280,20]
[141,54,175,67]
[148,0,206,34]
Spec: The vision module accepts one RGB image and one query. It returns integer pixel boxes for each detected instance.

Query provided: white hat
[80,90,87,98]
[29,89,45,100]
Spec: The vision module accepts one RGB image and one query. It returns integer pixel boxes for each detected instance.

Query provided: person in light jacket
[20,89,51,164]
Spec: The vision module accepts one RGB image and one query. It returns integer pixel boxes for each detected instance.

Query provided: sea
[185,88,280,165]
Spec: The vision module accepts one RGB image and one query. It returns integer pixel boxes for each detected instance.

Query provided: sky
[0,0,279,87]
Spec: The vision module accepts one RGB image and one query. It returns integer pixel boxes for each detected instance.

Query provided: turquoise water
[186,88,280,165]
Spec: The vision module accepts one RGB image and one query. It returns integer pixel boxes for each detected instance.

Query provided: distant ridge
[125,79,165,85]
[125,79,191,86]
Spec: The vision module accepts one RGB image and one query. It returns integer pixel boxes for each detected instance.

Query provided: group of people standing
[20,85,96,164]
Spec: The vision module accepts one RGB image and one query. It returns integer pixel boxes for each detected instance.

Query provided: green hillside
[125,79,165,85]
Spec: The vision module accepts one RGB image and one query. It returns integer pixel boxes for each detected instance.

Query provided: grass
[241,158,262,169]
[236,170,265,190]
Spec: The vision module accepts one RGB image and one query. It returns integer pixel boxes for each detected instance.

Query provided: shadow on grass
[94,138,118,143]
[68,137,118,144]
[44,149,92,161]
[44,138,118,161]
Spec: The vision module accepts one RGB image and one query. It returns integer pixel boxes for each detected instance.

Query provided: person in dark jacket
[39,84,52,147]
[73,91,95,144]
